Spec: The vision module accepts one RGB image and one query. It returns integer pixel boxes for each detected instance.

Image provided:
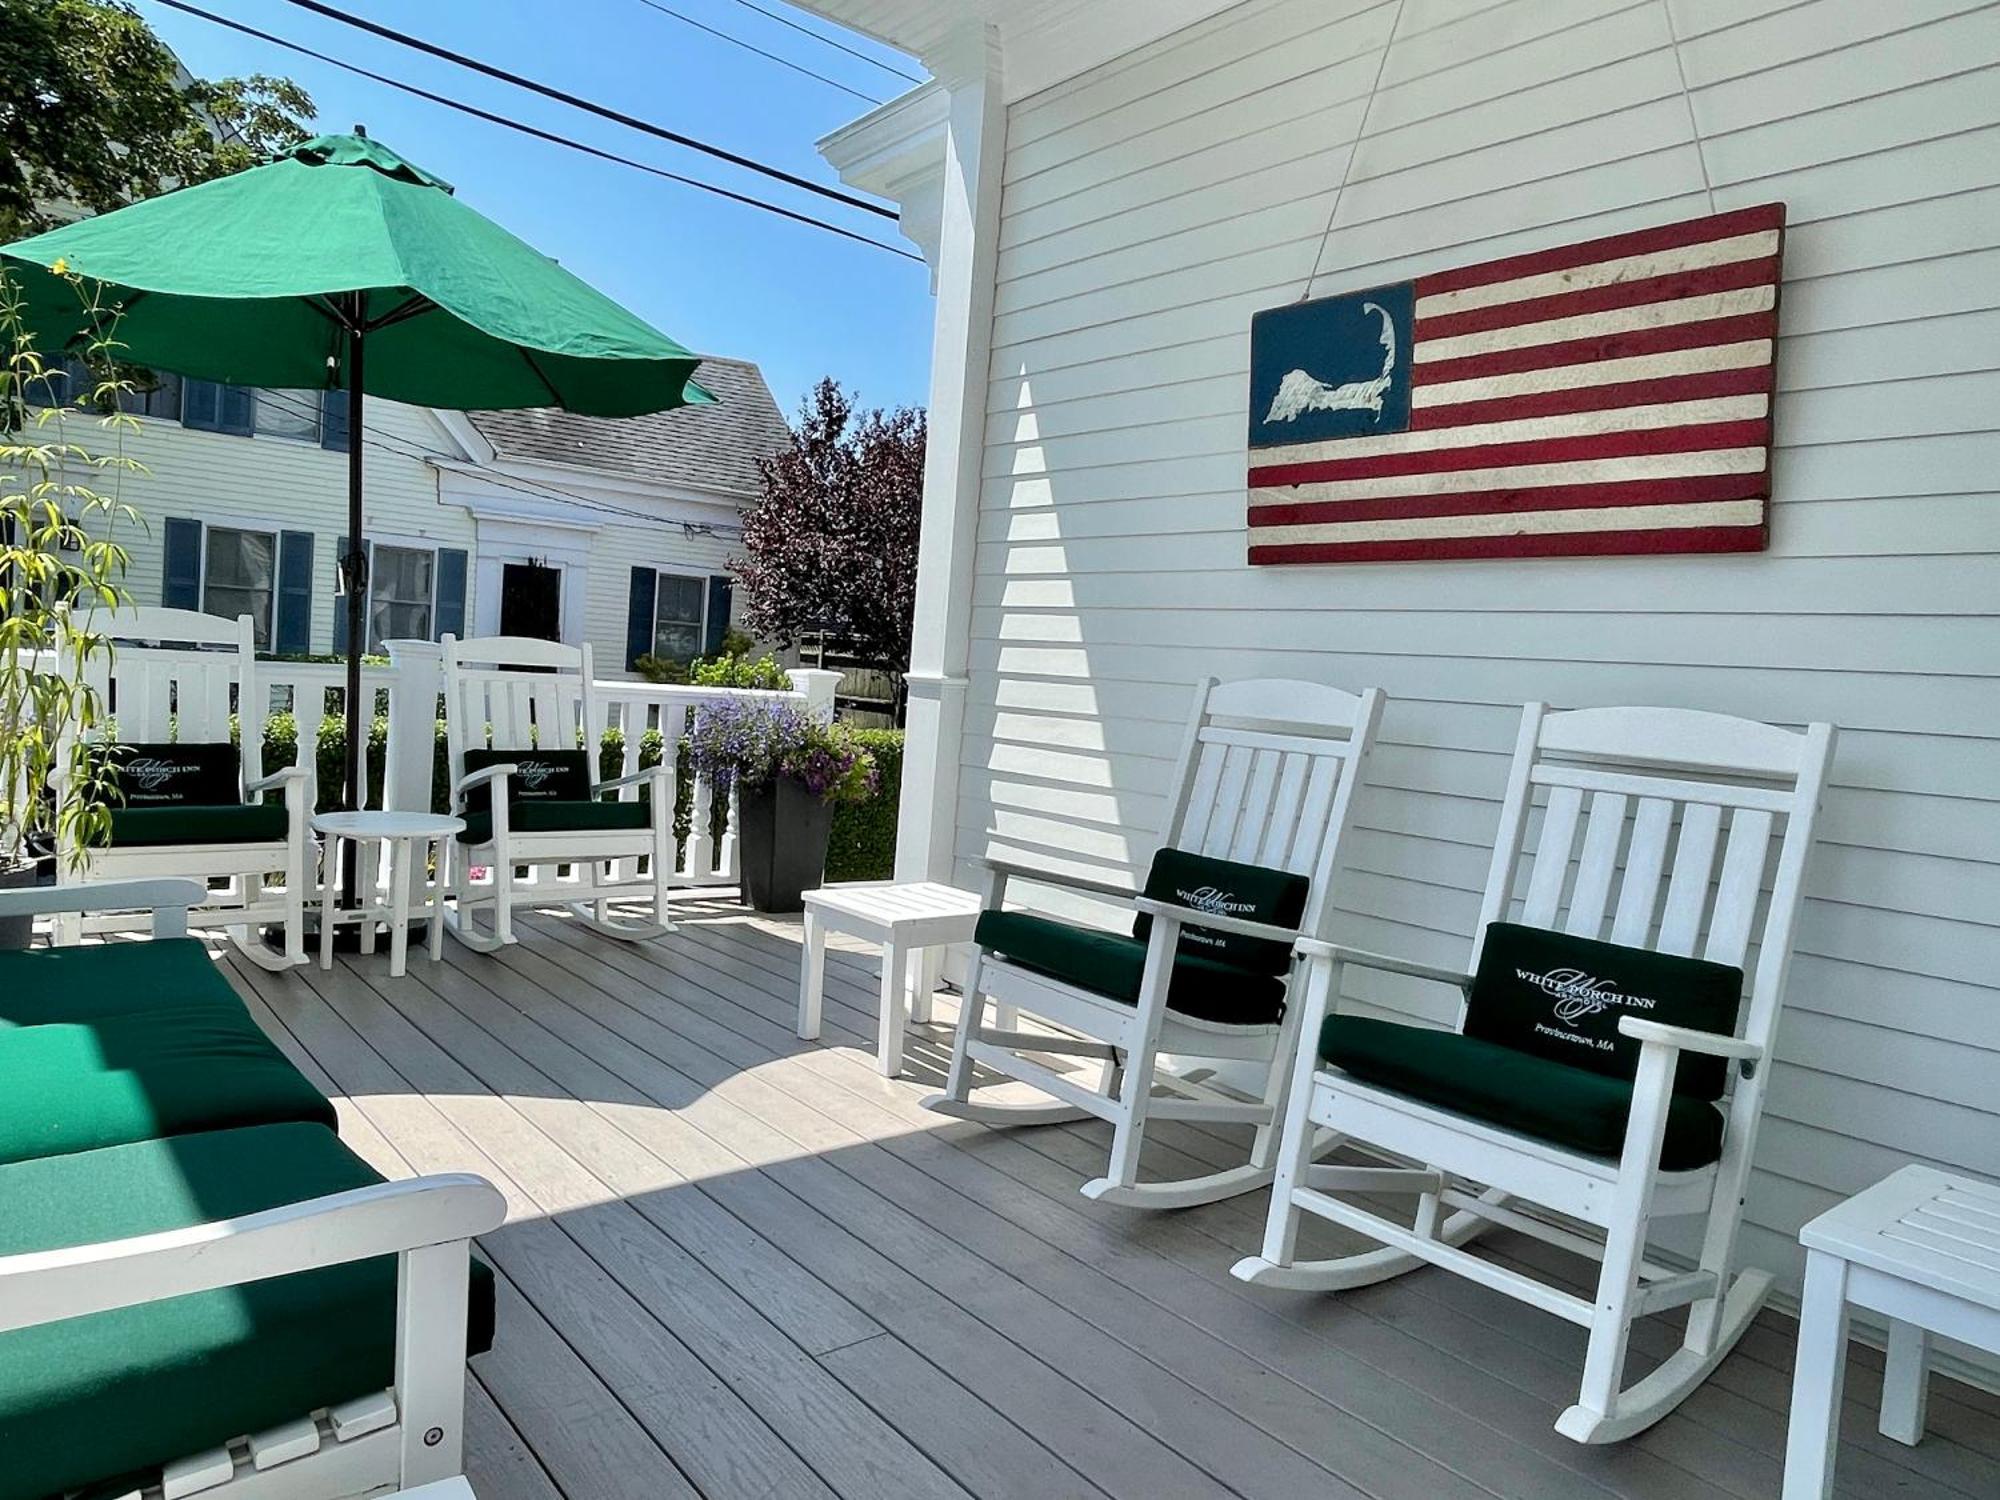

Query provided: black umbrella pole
[340,331,367,907]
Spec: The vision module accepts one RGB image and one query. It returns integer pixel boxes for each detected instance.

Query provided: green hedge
[825,728,902,882]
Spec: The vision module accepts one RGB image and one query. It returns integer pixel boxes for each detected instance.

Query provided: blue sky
[137,0,936,419]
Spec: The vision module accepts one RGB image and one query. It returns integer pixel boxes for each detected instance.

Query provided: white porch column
[894,29,1005,885]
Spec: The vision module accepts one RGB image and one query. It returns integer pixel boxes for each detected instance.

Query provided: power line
[721,0,923,84]
[280,0,895,219]
[630,0,884,106]
[153,0,922,261]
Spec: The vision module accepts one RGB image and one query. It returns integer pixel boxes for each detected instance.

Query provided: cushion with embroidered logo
[1465,923,1742,1101]
[1130,848,1309,975]
[100,742,239,808]
[461,748,593,816]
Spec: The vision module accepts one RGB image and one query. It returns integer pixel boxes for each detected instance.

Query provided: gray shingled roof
[465,356,791,499]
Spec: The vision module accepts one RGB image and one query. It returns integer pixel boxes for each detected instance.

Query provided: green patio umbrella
[0,130,712,841]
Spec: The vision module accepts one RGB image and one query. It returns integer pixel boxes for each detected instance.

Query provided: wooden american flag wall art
[1244,203,1786,564]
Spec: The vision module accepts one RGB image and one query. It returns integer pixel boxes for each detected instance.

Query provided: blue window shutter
[625,567,656,670]
[275,531,314,654]
[320,389,350,451]
[221,385,255,436]
[162,518,202,608]
[435,548,468,640]
[704,575,733,656]
[181,379,220,431]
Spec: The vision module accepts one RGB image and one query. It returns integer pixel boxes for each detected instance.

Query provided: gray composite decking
[217,900,1998,1500]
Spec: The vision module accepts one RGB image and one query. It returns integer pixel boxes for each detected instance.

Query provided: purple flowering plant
[686,699,878,807]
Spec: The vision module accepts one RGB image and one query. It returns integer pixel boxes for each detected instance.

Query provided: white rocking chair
[54,607,313,969]
[1234,703,1836,1443]
[441,634,674,949]
[929,677,1384,1209]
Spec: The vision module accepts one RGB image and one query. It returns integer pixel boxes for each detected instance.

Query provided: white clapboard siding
[956,0,2000,1332]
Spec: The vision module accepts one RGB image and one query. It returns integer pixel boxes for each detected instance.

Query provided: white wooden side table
[798,881,983,1076]
[313,811,465,978]
[1782,1164,2000,1498]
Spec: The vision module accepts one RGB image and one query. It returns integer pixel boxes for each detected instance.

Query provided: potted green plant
[686,698,877,912]
[0,278,139,947]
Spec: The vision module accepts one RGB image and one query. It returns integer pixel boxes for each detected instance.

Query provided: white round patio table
[312,810,465,978]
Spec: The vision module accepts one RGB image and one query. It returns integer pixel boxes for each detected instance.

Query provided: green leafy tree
[0,0,313,239]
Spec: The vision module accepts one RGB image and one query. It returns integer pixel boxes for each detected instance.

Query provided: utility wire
[153,0,922,262]
[630,0,884,106]
[280,0,895,219]
[721,0,923,84]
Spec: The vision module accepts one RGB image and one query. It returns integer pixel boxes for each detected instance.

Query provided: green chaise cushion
[0,1001,334,1164]
[0,1122,496,1500]
[458,798,650,845]
[107,802,289,847]
[0,938,236,1028]
[976,909,1287,1028]
[1319,1015,1725,1170]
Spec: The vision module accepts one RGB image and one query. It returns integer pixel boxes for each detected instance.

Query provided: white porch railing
[86,638,839,895]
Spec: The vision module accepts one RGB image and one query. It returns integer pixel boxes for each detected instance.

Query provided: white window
[254,389,321,443]
[203,527,277,648]
[651,572,708,662]
[367,544,436,652]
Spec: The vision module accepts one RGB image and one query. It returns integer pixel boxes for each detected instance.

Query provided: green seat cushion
[0,1001,334,1164]
[0,1123,496,1500]
[0,938,238,1028]
[976,910,1287,1028]
[458,798,650,844]
[1320,1015,1725,1170]
[107,802,289,847]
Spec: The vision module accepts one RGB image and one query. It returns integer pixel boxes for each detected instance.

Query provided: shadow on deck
[218,900,2000,1500]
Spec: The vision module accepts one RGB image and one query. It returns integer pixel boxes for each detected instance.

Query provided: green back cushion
[462,747,591,816]
[1130,848,1309,976]
[1464,923,1743,1100]
[105,741,239,807]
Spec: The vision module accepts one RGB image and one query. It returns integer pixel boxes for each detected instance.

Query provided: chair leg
[284,832,308,967]
[1094,930,1176,1195]
[1251,958,1338,1271]
[937,951,985,1104]
[492,845,515,946]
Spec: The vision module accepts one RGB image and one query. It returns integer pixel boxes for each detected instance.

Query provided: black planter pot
[0,862,37,951]
[735,776,835,913]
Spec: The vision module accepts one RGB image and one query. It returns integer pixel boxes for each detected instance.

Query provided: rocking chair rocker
[928,677,1384,1209]
[1233,702,1836,1443]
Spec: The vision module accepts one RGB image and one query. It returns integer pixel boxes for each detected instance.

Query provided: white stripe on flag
[1248,395,1768,470]
[1412,286,1777,364]
[1252,448,1769,505]
[1412,230,1781,319]
[1411,339,1774,409]
[1251,498,1766,545]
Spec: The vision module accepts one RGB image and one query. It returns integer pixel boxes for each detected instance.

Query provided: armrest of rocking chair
[1293,938,1474,990]
[1618,1017,1764,1063]
[980,855,1138,905]
[0,878,206,937]
[245,763,311,799]
[0,1173,506,1335]
[452,763,518,814]
[596,763,671,794]
[1129,894,1307,948]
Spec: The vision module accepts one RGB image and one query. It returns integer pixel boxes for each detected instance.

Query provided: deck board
[216,902,1996,1500]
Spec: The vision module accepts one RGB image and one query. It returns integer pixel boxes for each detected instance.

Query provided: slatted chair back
[66,607,263,790]
[441,635,597,784]
[1474,704,1836,1109]
[1161,678,1386,943]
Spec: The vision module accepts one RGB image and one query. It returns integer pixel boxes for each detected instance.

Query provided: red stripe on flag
[1248,524,1769,566]
[1247,419,1770,488]
[1247,470,1770,528]
[1412,310,1778,388]
[1413,204,1785,298]
[1408,364,1774,431]
[1412,256,1779,342]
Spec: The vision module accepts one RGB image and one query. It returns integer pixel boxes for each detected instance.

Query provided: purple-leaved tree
[734,378,924,720]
